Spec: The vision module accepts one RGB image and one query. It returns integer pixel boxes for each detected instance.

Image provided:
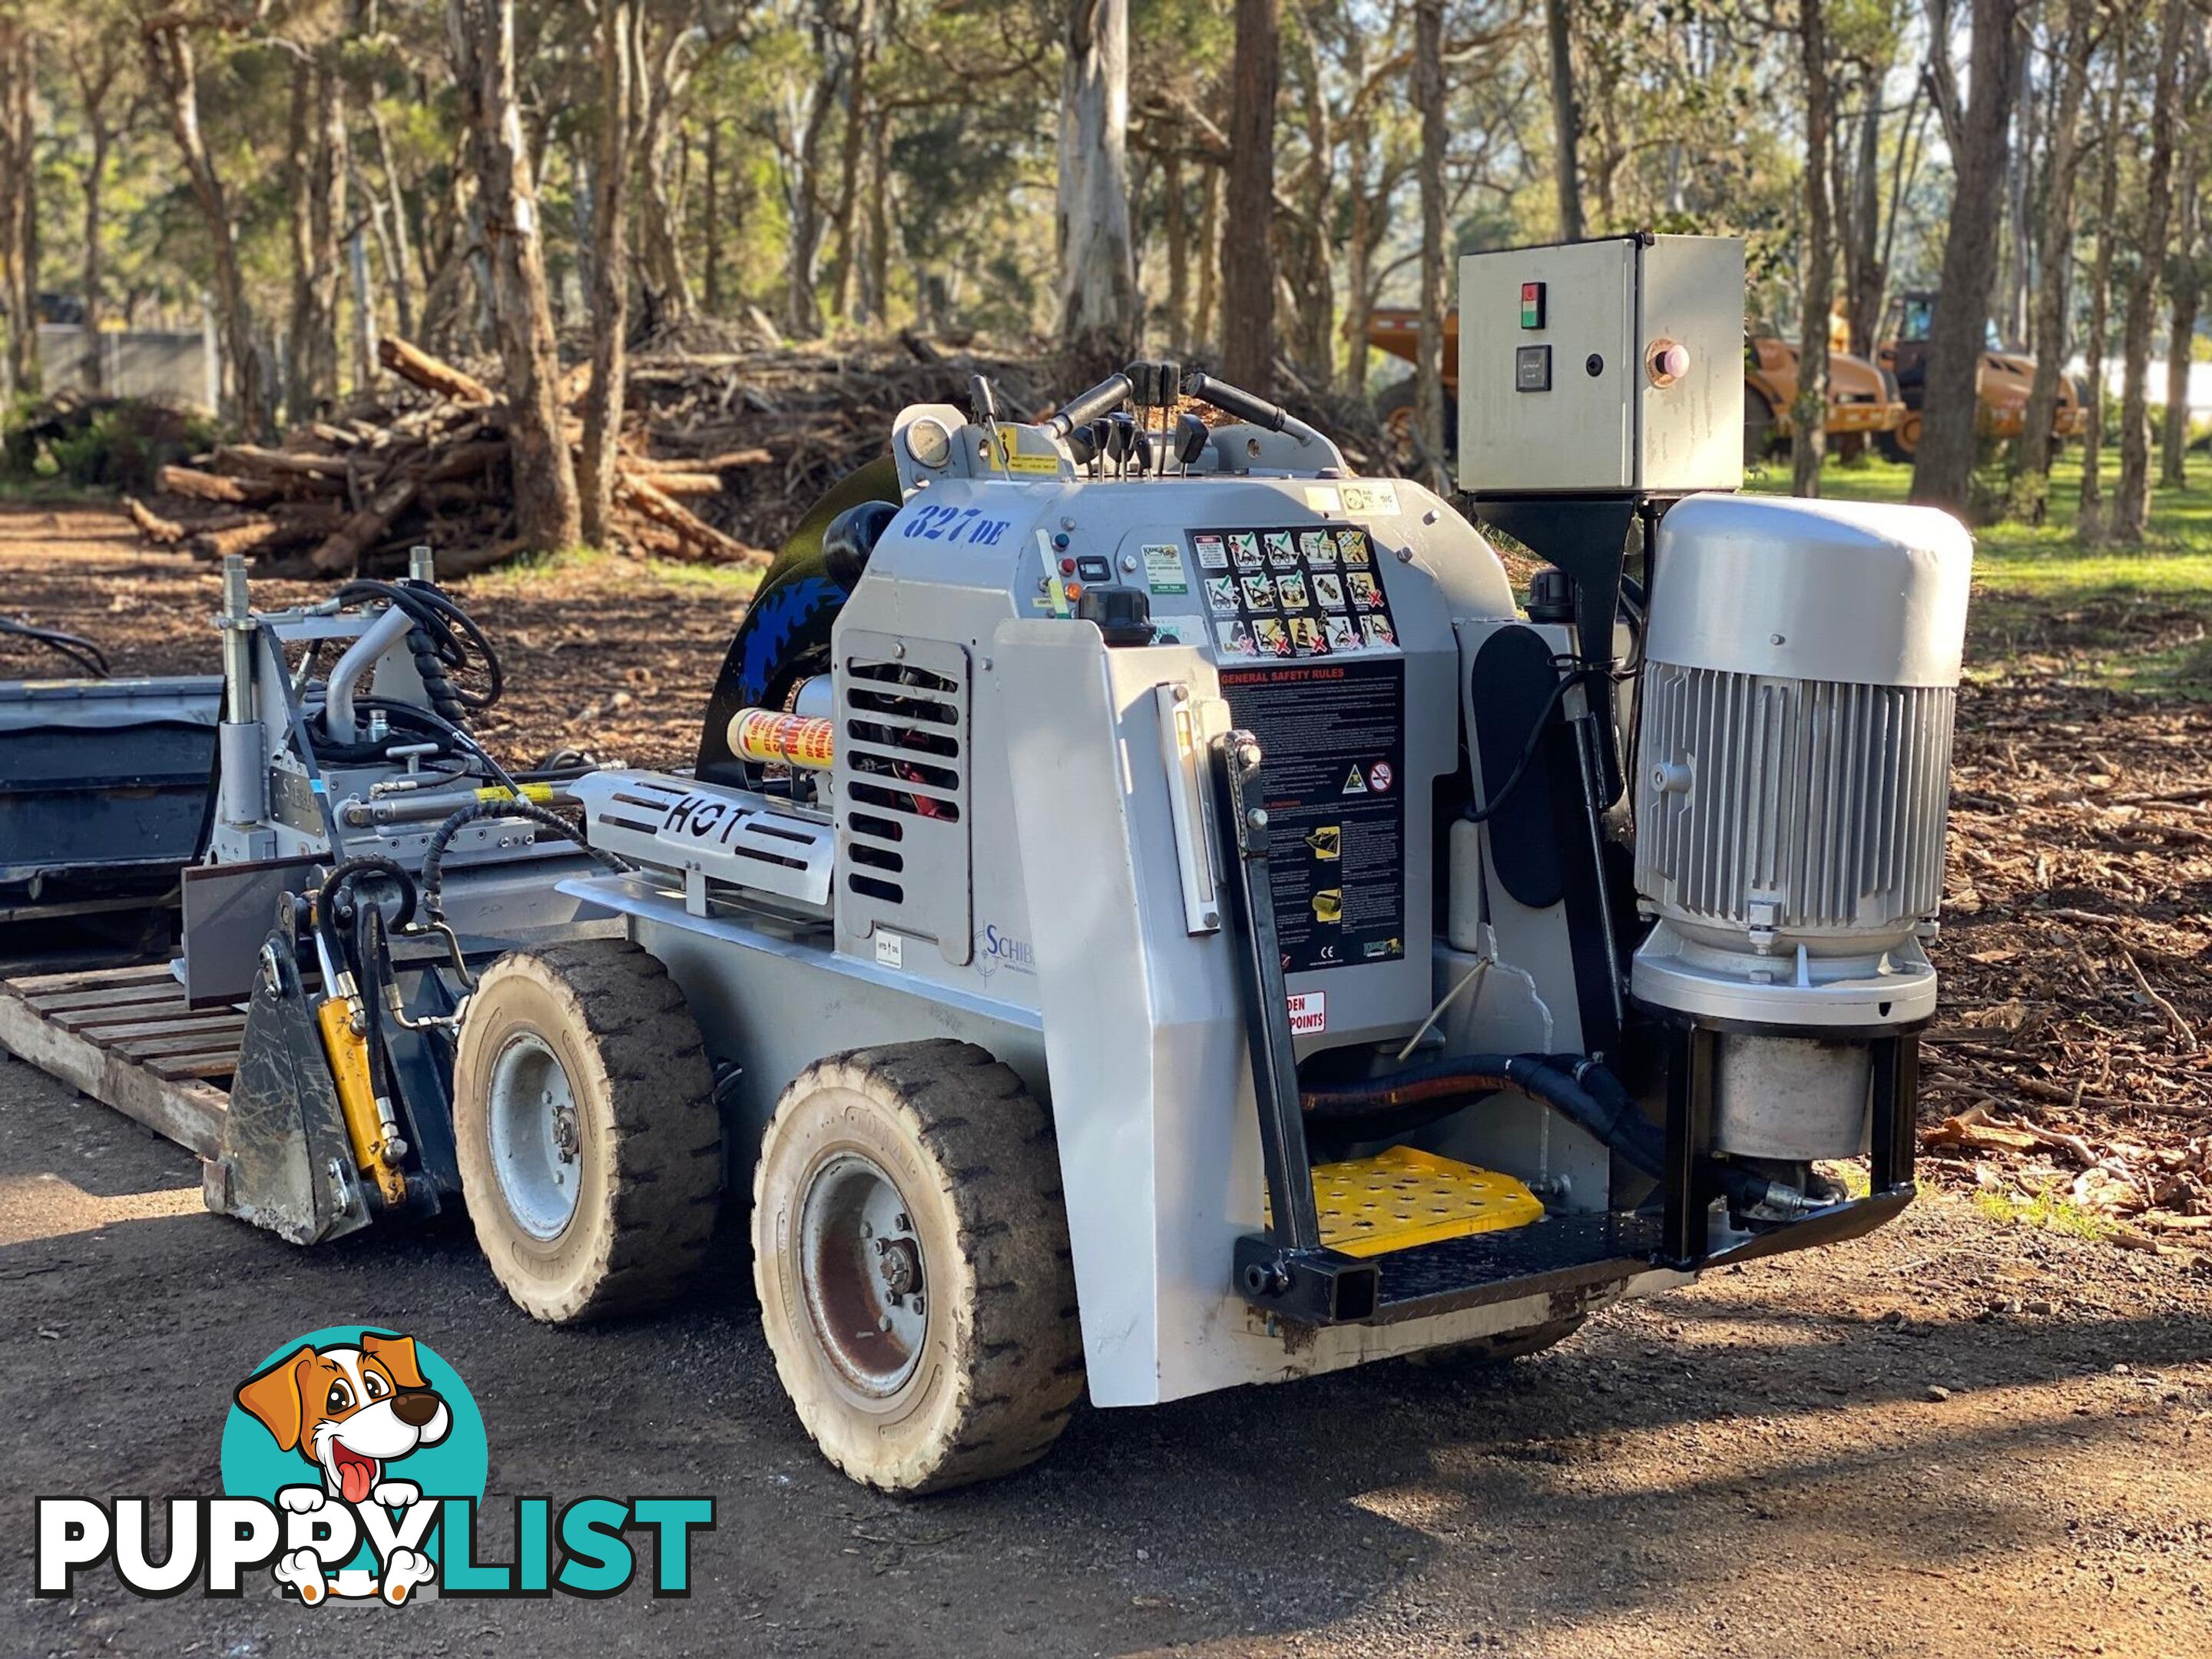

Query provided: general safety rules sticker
[1287,991,1327,1035]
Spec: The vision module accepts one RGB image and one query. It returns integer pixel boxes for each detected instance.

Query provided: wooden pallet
[0,962,231,1159]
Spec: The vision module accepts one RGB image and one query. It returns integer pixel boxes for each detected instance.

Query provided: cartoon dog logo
[234,1332,451,1605]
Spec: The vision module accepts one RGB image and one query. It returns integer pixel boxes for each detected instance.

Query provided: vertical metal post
[1661,1022,1717,1265]
[1869,1034,1919,1193]
[215,555,267,830]
[409,544,436,584]
[1210,729,1322,1253]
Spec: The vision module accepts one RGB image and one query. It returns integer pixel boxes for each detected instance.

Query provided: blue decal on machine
[901,504,1012,545]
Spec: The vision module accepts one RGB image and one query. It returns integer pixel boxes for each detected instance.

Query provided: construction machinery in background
[1875,290,2092,462]
[1742,335,1904,462]
[1,233,1974,1496]
[1369,305,1906,466]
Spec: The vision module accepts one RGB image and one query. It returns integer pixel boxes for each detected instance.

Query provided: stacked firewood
[121,337,774,576]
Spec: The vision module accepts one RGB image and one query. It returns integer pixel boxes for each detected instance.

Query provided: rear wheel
[452,940,724,1323]
[753,1039,1084,1494]
[1878,408,1922,462]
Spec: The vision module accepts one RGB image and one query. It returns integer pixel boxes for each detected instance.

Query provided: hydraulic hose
[1301,1051,1666,1174]
[419,798,632,920]
[1300,1051,1825,1219]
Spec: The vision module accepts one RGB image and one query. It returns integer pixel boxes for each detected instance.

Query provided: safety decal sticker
[1188,522,1398,661]
[1218,656,1407,974]
[1141,542,1189,594]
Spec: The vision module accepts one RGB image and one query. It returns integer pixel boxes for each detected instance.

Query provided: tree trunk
[1543,0,1584,241]
[1911,0,2025,513]
[80,123,108,393]
[2161,167,2200,489]
[2078,25,2128,528]
[144,23,267,437]
[2114,0,2192,541]
[581,0,634,550]
[447,0,580,553]
[2015,0,2098,505]
[1291,31,1334,389]
[2001,28,2035,347]
[865,105,890,324]
[702,116,722,316]
[0,18,40,399]
[1412,0,1448,492]
[286,56,348,422]
[1220,0,1278,389]
[1058,0,1138,367]
[369,104,419,341]
[1194,161,1220,352]
[1162,149,1188,350]
[786,19,839,339]
[1792,0,1833,498]
[635,70,695,329]
[1842,78,1886,356]
[830,0,875,324]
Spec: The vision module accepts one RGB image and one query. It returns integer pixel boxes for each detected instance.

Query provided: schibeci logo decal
[36,1326,713,1604]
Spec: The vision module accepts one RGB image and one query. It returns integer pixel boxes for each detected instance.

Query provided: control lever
[1179,371,1326,450]
[969,373,999,429]
[1106,412,1137,478]
[1088,417,1115,478]
[1048,373,1134,438]
[1174,413,1210,472]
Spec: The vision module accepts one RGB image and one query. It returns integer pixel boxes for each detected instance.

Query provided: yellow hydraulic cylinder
[316,996,409,1210]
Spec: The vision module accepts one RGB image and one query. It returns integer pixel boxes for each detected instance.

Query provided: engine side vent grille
[1634,663,1955,934]
[834,633,972,964]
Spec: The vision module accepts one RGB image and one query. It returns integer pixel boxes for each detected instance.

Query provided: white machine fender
[994,619,1286,1406]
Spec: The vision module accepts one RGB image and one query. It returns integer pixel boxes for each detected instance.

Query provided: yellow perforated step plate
[1304,1147,1545,1259]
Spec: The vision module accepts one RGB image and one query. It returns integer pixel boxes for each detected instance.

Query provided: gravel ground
[5,1053,2210,1658]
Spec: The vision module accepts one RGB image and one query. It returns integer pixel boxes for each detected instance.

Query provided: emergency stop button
[1647,338,1690,387]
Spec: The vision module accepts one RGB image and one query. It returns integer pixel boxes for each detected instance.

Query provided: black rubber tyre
[1406,1314,1586,1372]
[1877,408,1922,463]
[753,1039,1084,1495]
[452,940,723,1324]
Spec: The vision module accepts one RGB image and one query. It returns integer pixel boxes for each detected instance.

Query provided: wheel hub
[799,1152,928,1398]
[485,1032,583,1240]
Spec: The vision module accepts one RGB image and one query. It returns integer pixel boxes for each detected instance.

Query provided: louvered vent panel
[833,631,973,965]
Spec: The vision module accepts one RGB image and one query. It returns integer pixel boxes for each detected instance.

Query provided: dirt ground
[5,502,2212,1656]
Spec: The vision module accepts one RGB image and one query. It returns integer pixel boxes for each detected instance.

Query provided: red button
[1060,558,1076,575]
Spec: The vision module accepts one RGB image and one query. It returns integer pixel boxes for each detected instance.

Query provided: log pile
[121,337,775,576]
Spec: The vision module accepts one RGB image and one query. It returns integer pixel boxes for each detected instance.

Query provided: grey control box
[1457,234,1744,497]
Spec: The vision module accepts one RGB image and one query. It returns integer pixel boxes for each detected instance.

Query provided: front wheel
[452,940,724,1324]
[753,1040,1084,1494]
[1877,409,1922,462]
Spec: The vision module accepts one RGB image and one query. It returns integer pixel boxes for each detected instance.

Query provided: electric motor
[1629,494,1972,1160]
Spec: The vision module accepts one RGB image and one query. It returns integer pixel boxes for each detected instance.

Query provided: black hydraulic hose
[1300,1051,1667,1174]
[335,579,504,713]
[314,857,420,1118]
[0,617,111,677]
[1462,664,1605,825]
[419,798,631,920]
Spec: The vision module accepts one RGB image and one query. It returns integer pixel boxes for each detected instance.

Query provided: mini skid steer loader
[35,235,1972,1495]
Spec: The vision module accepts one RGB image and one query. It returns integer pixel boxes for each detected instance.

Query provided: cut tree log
[123,496,187,545]
[157,465,258,505]
[614,473,769,565]
[379,335,496,405]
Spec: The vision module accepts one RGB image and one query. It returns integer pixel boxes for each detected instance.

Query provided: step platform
[1293,1147,1546,1258]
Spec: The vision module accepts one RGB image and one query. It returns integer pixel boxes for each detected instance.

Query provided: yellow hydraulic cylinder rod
[316,996,409,1210]
[729,707,836,770]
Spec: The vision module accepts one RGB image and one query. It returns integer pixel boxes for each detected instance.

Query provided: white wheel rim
[797,1151,927,1399]
[485,1033,581,1241]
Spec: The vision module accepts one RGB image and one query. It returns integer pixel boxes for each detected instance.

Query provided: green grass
[1747,452,2212,697]
[1971,1182,2116,1243]
[462,542,765,598]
